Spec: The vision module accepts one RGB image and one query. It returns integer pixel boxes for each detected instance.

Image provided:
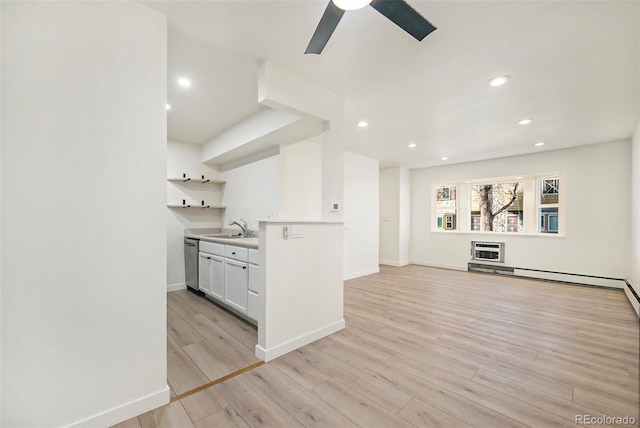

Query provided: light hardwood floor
[166,290,260,397]
[116,265,639,427]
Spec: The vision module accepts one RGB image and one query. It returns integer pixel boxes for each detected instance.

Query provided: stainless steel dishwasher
[184,238,200,291]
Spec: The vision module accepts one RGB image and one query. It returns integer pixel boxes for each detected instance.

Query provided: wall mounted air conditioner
[471,241,504,262]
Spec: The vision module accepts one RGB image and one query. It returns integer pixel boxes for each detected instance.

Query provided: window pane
[436,186,456,230]
[470,182,523,232]
[540,207,559,233]
[541,178,559,204]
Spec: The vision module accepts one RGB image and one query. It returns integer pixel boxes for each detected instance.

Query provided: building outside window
[436,185,457,230]
[539,177,559,234]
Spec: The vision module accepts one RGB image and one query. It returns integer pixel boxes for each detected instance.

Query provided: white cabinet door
[198,252,211,295]
[248,263,259,293]
[225,259,248,314]
[209,254,225,302]
[248,290,259,321]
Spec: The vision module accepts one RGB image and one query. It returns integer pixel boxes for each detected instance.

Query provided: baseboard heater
[468,263,627,289]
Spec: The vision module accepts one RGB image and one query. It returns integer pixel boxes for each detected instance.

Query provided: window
[539,177,559,234]
[470,182,524,233]
[436,185,457,230]
[433,173,562,235]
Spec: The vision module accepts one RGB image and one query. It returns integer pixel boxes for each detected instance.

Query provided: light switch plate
[290,225,305,239]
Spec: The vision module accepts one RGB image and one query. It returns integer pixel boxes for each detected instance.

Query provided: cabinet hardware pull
[243,266,247,269]
[232,252,236,255]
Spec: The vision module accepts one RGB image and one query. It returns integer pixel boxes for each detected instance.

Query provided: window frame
[432,173,564,237]
[434,184,458,231]
[537,176,561,235]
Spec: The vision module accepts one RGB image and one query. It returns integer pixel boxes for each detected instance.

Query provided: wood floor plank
[111,416,142,428]
[167,306,205,347]
[193,406,250,428]
[573,387,639,419]
[213,375,304,428]
[311,378,414,428]
[292,345,413,414]
[167,332,209,395]
[138,402,195,428]
[180,386,230,423]
[188,313,260,368]
[182,340,240,381]
[216,317,258,350]
[471,369,610,424]
[388,346,578,427]
[398,398,474,428]
[328,325,397,362]
[246,364,359,427]
[268,351,329,391]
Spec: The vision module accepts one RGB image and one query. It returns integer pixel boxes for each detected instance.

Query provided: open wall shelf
[167,204,226,209]
[167,177,226,184]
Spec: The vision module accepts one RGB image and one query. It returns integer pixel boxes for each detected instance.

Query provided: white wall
[411,141,631,280]
[1,2,168,426]
[344,152,379,279]
[399,167,411,266]
[222,154,280,231]
[279,140,322,219]
[379,167,410,266]
[629,123,640,315]
[167,140,224,289]
[257,221,344,361]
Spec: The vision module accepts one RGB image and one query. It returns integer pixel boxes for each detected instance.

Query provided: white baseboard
[344,267,379,281]
[68,385,170,428]
[379,259,409,267]
[409,260,467,271]
[167,282,186,292]
[255,319,345,362]
[624,280,640,317]
[513,269,626,289]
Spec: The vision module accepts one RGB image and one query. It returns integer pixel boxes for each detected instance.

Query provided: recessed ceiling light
[177,77,192,88]
[357,121,368,128]
[440,156,449,161]
[408,143,417,148]
[534,141,546,147]
[488,75,510,87]
[518,118,532,125]
[165,104,171,110]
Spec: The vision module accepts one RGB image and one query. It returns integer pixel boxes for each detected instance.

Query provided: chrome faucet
[229,219,248,236]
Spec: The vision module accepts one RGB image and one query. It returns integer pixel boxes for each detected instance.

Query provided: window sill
[431,230,565,238]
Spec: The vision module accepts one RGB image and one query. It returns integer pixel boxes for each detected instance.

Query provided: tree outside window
[470,182,524,232]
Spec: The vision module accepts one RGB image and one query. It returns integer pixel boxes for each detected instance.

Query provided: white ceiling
[148,0,639,168]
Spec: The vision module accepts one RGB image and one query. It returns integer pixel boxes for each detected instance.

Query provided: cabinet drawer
[248,249,259,265]
[199,241,225,256]
[225,245,248,261]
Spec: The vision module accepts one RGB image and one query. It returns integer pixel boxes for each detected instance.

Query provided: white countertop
[185,232,259,249]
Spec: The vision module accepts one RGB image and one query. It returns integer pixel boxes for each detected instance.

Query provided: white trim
[344,267,379,281]
[66,386,170,428]
[379,259,409,267]
[409,260,467,271]
[624,279,639,317]
[167,282,186,292]
[513,269,626,289]
[255,319,345,362]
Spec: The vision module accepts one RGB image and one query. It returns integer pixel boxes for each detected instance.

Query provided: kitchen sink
[202,234,251,239]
